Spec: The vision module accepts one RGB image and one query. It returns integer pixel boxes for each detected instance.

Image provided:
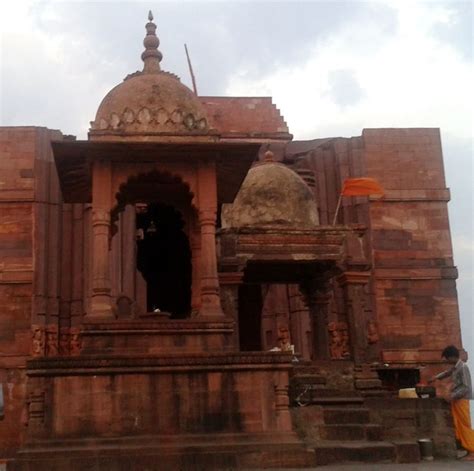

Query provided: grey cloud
[325,69,365,107]
[431,1,473,61]
[27,1,399,95]
[1,1,399,134]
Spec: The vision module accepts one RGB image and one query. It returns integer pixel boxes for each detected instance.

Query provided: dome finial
[264,150,274,163]
[141,10,162,73]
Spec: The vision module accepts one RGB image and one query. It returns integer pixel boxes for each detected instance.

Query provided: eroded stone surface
[222,162,319,229]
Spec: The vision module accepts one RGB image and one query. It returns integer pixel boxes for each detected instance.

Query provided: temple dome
[91,72,209,134]
[222,152,320,229]
[90,11,208,136]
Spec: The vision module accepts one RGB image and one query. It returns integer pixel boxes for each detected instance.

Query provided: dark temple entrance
[136,203,192,317]
[238,283,263,351]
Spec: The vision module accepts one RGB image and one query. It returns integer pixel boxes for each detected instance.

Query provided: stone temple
[0,13,465,469]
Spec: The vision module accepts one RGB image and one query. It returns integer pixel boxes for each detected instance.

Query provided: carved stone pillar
[274,371,292,432]
[24,377,48,440]
[190,224,202,315]
[89,161,113,319]
[338,271,375,364]
[90,209,113,317]
[197,160,223,317]
[300,279,330,360]
[198,208,223,316]
[312,292,331,360]
[219,272,243,347]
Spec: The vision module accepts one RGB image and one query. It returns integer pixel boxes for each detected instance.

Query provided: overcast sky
[0,0,472,358]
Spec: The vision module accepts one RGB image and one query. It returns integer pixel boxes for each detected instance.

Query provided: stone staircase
[290,363,421,466]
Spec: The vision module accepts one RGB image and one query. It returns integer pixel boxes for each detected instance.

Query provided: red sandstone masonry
[362,128,462,361]
[0,128,38,456]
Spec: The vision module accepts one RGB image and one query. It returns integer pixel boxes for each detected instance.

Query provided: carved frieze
[91,107,208,133]
[70,328,83,356]
[45,326,58,357]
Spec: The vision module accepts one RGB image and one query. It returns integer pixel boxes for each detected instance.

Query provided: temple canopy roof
[222,151,320,229]
[90,11,209,139]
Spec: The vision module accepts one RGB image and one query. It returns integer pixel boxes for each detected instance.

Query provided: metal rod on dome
[184,44,198,95]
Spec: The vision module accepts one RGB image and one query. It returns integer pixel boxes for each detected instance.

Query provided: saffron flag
[341,178,384,197]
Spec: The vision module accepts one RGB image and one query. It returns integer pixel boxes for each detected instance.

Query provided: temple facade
[0,13,463,469]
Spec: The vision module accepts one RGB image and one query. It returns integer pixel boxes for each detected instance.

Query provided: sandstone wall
[362,129,462,362]
[0,128,38,455]
[0,127,86,456]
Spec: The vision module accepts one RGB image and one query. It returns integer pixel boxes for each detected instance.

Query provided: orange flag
[341,178,384,197]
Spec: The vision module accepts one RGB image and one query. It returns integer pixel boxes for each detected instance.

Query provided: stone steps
[312,404,420,465]
[319,423,383,441]
[323,407,371,425]
[305,395,364,405]
[313,440,397,466]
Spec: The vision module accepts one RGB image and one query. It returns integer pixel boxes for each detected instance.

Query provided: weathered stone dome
[91,72,209,134]
[89,11,208,136]
[222,153,320,229]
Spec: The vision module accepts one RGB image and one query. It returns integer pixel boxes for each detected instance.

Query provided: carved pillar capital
[198,208,217,225]
[91,208,111,224]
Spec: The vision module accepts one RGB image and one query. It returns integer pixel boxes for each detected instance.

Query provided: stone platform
[13,432,315,470]
[14,352,315,470]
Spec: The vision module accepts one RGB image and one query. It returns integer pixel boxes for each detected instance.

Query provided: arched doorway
[112,170,197,318]
[136,202,192,317]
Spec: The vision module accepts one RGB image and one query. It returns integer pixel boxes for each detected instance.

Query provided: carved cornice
[26,352,295,376]
[91,107,208,134]
[81,319,235,334]
[218,272,244,285]
[337,271,371,286]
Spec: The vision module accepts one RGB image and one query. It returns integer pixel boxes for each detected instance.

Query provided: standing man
[429,345,474,461]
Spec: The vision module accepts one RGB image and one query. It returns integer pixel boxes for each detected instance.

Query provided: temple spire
[141,10,162,73]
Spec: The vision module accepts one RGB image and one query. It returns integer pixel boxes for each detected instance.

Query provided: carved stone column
[190,223,202,315]
[219,272,243,347]
[198,208,223,316]
[89,161,113,319]
[300,278,330,360]
[90,209,113,317]
[338,271,373,364]
[197,160,223,316]
[274,371,292,432]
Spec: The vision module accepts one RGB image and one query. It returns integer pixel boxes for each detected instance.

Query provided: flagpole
[184,44,198,95]
[332,193,343,225]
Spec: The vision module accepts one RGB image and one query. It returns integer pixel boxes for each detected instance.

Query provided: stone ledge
[81,318,235,334]
[27,351,295,376]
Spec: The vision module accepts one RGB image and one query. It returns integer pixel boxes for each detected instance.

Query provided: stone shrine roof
[90,11,209,139]
[89,12,291,142]
[221,151,319,229]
